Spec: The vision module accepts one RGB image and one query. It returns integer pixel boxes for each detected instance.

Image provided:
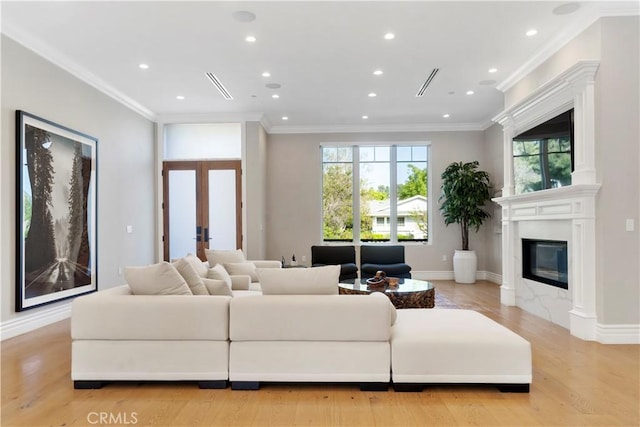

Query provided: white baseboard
[0,302,72,341]
[596,323,640,344]
[412,270,502,284]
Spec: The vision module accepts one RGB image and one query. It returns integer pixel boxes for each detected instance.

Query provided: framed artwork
[16,111,98,311]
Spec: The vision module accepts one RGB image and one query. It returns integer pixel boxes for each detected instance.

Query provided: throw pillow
[223,262,259,282]
[207,264,233,290]
[124,262,192,296]
[205,249,245,266]
[183,253,208,278]
[172,258,209,295]
[202,278,233,296]
[258,265,340,295]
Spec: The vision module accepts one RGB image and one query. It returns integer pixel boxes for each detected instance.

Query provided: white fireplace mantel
[492,61,601,341]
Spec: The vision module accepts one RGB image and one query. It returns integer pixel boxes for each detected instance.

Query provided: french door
[163,160,242,261]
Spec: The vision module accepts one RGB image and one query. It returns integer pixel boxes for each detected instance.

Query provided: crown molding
[2,22,157,121]
[267,121,486,135]
[155,112,265,125]
[497,3,638,93]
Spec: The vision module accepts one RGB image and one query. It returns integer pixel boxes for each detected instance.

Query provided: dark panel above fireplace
[522,239,568,289]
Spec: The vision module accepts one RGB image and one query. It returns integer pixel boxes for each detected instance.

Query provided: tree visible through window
[322,145,429,242]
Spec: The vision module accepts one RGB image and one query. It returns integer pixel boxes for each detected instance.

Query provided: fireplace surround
[493,61,601,340]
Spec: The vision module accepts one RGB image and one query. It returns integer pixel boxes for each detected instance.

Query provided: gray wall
[482,123,505,276]
[0,36,156,324]
[595,16,639,324]
[265,130,494,274]
[504,16,639,325]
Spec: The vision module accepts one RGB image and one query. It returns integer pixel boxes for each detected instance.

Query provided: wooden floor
[1,280,638,426]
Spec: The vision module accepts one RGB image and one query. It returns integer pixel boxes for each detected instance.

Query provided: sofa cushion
[370,292,397,326]
[205,249,245,265]
[258,265,339,295]
[202,278,233,296]
[172,257,209,295]
[207,264,233,289]
[124,262,192,296]
[224,262,259,282]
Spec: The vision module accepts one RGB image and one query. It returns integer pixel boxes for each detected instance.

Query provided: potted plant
[439,161,492,283]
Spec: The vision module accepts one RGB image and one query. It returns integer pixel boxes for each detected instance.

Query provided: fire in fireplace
[522,239,568,289]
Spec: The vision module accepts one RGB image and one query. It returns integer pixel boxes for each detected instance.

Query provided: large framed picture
[16,111,98,311]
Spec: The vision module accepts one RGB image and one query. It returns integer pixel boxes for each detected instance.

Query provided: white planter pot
[453,250,477,284]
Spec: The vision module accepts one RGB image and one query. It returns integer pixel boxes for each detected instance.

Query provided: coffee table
[338,278,435,309]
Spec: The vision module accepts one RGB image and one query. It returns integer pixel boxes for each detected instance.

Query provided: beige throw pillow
[224,262,259,282]
[258,265,340,295]
[125,262,192,296]
[205,249,245,266]
[172,258,209,295]
[202,278,233,296]
[183,253,208,278]
[207,264,233,290]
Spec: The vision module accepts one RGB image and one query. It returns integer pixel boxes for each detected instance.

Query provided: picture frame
[16,111,98,311]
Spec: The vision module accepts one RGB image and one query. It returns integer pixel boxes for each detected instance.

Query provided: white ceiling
[1,1,637,133]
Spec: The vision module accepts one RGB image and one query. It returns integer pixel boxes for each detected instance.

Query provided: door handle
[195,226,202,242]
[204,228,212,241]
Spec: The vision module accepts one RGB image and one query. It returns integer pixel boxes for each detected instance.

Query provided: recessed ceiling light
[526,29,538,37]
[384,33,395,40]
[368,92,377,97]
[272,94,279,99]
[362,115,369,119]
[448,91,455,95]
[138,63,149,69]
[262,71,271,77]
[443,114,450,118]
[246,35,257,42]
[488,68,498,73]
[282,116,289,120]
[176,95,185,100]
[373,70,383,76]
[552,3,580,15]
[466,90,474,95]
[265,83,281,89]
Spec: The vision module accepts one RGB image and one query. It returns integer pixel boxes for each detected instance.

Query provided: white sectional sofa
[229,293,394,390]
[71,261,532,392]
[71,285,231,389]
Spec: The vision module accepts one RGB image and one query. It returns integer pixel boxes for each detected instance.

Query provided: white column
[500,205,517,305]
[569,215,597,340]
[501,119,515,197]
[571,78,597,185]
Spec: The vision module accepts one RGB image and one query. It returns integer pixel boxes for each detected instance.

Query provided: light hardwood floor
[1,280,638,426]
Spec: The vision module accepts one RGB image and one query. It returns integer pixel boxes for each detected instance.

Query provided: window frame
[321,143,431,245]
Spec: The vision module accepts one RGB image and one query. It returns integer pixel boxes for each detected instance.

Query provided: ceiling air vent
[206,72,233,100]
[415,68,439,97]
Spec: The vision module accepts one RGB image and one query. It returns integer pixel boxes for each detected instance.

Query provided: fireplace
[522,239,568,289]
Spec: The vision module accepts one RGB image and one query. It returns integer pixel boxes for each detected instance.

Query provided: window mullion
[353,146,360,243]
[390,145,398,243]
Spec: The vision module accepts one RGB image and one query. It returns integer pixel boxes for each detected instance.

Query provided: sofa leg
[74,381,104,389]
[231,381,260,390]
[198,380,227,389]
[496,384,530,393]
[393,383,423,392]
[359,382,388,392]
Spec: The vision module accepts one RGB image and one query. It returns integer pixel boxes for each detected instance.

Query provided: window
[513,109,573,194]
[322,147,353,241]
[322,145,429,243]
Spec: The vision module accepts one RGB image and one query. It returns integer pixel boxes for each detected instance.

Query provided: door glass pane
[168,170,197,259]
[208,170,237,250]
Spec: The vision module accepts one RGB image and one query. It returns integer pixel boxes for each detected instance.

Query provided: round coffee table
[338,278,435,309]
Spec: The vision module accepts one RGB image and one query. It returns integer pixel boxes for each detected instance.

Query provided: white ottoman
[391,309,531,392]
